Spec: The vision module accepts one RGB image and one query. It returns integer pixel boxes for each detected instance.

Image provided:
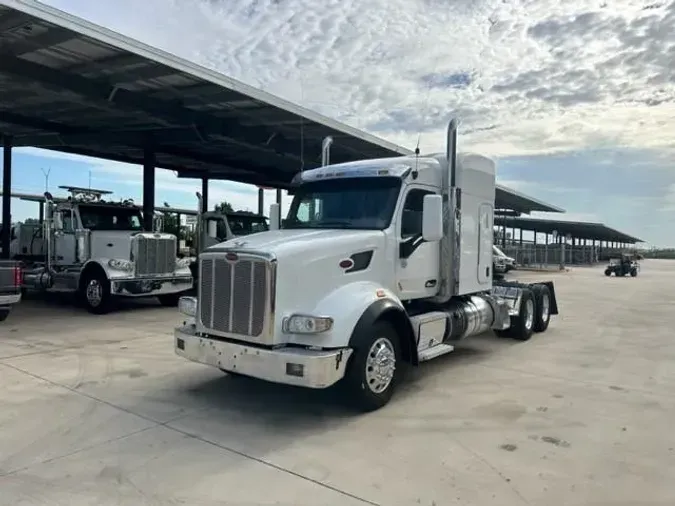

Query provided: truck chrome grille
[133,235,176,276]
[199,255,271,339]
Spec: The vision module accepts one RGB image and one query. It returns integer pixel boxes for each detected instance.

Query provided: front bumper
[174,323,353,389]
[111,276,193,297]
[0,292,21,306]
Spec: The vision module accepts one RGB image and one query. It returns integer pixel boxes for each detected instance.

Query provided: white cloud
[40,0,675,158]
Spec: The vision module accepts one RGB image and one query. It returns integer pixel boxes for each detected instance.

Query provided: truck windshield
[285,177,401,230]
[79,205,143,231]
[227,215,269,235]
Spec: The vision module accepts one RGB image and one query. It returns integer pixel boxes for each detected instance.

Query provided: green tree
[162,212,181,237]
[214,201,234,214]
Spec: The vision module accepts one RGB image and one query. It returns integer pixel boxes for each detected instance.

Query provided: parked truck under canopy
[174,119,559,411]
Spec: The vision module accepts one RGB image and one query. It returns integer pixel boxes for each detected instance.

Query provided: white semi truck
[13,186,193,314]
[186,193,269,282]
[174,120,559,411]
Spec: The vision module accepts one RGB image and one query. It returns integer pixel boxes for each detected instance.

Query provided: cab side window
[62,213,74,233]
[401,189,433,238]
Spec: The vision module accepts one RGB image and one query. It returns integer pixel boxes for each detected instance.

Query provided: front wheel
[343,320,400,412]
[630,268,637,277]
[81,271,112,314]
[604,269,612,276]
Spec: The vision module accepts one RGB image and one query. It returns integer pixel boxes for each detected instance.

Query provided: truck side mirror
[422,194,443,242]
[53,212,64,231]
[269,203,280,230]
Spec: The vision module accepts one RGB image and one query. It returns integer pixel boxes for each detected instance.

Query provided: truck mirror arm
[399,234,425,260]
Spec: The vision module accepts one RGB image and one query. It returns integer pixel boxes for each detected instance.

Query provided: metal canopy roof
[494,216,643,244]
[0,0,566,217]
[0,0,411,188]
[495,184,565,214]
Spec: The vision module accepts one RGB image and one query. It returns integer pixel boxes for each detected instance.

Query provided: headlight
[108,259,133,271]
[283,314,333,334]
[178,296,197,317]
[175,257,193,269]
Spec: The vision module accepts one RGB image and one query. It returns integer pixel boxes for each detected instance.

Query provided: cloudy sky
[6,0,675,245]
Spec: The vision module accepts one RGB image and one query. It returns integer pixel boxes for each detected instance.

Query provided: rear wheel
[495,288,535,341]
[0,307,9,322]
[630,268,637,277]
[343,320,400,412]
[532,284,552,333]
[604,268,612,276]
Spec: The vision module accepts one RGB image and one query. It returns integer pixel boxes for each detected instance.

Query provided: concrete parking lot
[1,260,674,505]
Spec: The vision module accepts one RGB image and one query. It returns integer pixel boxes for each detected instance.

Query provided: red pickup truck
[0,260,22,322]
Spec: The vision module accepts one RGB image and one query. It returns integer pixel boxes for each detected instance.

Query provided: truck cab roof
[292,153,496,189]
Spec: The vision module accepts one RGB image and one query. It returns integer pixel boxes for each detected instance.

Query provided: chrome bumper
[174,324,353,389]
[111,276,193,297]
[0,293,21,306]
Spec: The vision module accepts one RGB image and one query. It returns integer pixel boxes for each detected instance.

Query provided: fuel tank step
[418,343,455,362]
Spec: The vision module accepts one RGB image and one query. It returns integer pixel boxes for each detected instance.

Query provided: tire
[494,288,535,341]
[532,284,552,333]
[343,320,401,412]
[604,269,612,276]
[80,270,112,314]
[630,268,637,277]
[157,293,180,307]
[0,307,10,322]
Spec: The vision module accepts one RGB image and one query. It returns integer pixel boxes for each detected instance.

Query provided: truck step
[418,343,455,362]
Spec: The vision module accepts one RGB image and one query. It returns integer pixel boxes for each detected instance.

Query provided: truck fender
[297,282,416,365]
[349,298,419,366]
[78,260,109,291]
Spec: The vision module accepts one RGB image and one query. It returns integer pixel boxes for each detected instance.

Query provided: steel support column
[1,135,12,259]
[201,178,209,213]
[276,188,282,217]
[258,188,264,215]
[142,145,155,231]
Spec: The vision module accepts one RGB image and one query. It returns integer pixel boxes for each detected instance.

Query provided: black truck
[0,260,22,322]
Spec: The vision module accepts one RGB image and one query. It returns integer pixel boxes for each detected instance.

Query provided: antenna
[413,48,444,164]
[299,77,305,171]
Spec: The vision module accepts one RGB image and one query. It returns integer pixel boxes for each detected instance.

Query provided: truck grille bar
[133,235,176,276]
[198,254,273,342]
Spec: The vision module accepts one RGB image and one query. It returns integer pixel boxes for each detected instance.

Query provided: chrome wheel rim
[365,337,396,394]
[524,299,535,330]
[86,279,103,307]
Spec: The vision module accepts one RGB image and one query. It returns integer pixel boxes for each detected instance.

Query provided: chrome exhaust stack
[432,118,460,304]
[321,136,333,167]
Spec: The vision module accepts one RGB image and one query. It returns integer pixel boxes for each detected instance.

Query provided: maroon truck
[0,260,21,322]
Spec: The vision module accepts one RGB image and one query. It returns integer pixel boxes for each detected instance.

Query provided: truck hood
[205,228,391,327]
[208,228,384,260]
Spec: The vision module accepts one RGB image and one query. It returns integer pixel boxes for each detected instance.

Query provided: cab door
[395,187,440,300]
[54,210,76,265]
